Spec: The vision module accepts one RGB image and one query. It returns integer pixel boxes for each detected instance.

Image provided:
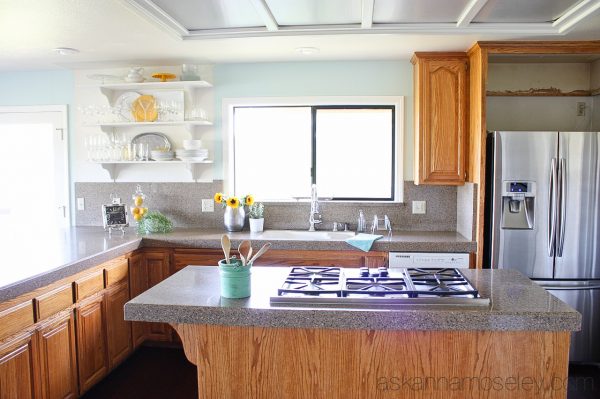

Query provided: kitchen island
[125,266,580,399]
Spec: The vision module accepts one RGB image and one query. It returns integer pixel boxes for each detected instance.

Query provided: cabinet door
[105,281,132,369]
[75,294,108,395]
[173,249,223,272]
[128,253,147,348]
[0,331,37,399]
[144,251,172,342]
[253,249,368,267]
[37,311,78,399]
[413,53,468,185]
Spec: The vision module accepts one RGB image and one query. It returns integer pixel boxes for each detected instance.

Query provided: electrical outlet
[201,199,214,212]
[577,102,586,116]
[412,201,426,214]
[77,197,85,211]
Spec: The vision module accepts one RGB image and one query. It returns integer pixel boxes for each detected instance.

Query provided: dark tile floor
[568,363,600,399]
[82,347,197,399]
[83,347,600,399]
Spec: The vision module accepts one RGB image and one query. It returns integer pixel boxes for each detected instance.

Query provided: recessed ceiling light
[295,47,319,55]
[52,47,80,56]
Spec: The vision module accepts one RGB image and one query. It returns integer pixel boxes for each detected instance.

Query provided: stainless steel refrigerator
[487,131,600,363]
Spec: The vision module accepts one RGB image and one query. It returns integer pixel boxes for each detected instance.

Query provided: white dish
[182,139,202,150]
[178,156,208,162]
[114,91,140,122]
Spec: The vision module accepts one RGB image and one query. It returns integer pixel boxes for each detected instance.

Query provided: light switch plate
[201,199,214,212]
[412,201,426,214]
[77,197,85,211]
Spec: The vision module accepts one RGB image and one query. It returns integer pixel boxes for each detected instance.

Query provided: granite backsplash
[75,181,474,234]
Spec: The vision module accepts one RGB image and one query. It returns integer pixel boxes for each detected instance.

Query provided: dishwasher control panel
[389,252,470,269]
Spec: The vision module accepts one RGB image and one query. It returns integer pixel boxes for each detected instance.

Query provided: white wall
[487,63,594,132]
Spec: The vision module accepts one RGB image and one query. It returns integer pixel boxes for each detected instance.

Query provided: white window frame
[222,96,404,203]
[0,105,70,226]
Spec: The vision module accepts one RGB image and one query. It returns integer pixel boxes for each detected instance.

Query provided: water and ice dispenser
[501,181,535,229]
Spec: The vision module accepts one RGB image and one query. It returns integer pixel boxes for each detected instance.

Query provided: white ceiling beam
[249,0,279,31]
[456,0,489,28]
[121,0,189,38]
[182,22,560,40]
[553,0,600,34]
[361,0,375,29]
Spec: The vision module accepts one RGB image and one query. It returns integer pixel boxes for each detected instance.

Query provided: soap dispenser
[357,210,366,233]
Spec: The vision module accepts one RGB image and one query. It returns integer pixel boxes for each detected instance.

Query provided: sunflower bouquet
[214,193,254,209]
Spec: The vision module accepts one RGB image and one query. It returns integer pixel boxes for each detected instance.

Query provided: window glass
[315,107,393,199]
[234,107,312,199]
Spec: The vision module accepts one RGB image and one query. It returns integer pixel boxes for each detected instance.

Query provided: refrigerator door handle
[539,284,600,291]
[548,158,558,257]
[557,158,567,257]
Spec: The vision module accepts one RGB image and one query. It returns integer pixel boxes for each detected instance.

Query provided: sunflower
[214,192,224,203]
[226,197,240,208]
[245,195,254,206]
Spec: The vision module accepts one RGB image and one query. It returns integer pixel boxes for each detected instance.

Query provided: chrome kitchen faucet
[308,184,322,231]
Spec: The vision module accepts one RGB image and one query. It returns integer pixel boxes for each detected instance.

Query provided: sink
[256,230,355,241]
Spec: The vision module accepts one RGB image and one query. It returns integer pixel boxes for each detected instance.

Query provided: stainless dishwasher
[389,252,470,269]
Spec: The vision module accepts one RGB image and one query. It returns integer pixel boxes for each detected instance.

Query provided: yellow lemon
[133,213,142,221]
[134,196,143,206]
[132,207,140,215]
[140,207,148,216]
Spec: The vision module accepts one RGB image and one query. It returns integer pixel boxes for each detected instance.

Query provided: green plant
[248,202,264,219]
[137,211,174,234]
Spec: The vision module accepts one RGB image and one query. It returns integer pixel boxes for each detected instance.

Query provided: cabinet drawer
[0,301,34,340]
[74,271,104,302]
[34,284,74,321]
[104,259,129,287]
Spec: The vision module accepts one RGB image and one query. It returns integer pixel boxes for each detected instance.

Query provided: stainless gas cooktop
[270,266,490,308]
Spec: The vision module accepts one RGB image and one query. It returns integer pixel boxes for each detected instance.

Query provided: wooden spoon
[238,240,251,266]
[221,234,231,264]
[248,243,272,265]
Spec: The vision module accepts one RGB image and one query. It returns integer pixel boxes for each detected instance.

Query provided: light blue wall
[0,70,74,106]
[214,60,414,180]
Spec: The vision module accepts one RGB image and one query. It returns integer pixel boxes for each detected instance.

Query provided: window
[0,106,70,228]
[226,97,403,202]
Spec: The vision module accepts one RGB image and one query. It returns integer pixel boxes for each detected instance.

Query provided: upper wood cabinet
[412,52,469,185]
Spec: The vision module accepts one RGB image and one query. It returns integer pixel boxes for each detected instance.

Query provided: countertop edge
[124,303,581,332]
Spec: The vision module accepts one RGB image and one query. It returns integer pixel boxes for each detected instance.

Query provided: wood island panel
[173,324,570,399]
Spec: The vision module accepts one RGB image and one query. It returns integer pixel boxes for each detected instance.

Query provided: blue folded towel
[345,233,383,252]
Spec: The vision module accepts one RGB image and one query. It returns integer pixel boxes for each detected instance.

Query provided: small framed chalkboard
[102,203,129,230]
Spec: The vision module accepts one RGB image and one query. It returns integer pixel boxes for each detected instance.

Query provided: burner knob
[378,267,389,277]
[359,267,369,277]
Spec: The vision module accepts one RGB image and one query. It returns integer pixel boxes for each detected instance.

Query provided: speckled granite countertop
[0,227,474,302]
[142,228,476,252]
[124,267,581,332]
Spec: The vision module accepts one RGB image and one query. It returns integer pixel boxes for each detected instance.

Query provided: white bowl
[182,139,202,150]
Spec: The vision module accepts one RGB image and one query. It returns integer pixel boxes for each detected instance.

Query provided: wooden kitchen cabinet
[36,310,78,399]
[0,330,38,399]
[75,293,108,395]
[105,280,132,369]
[253,249,386,268]
[172,248,223,272]
[129,250,173,343]
[412,52,469,185]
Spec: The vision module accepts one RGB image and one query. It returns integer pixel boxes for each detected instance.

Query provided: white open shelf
[96,80,212,96]
[90,120,213,133]
[93,160,213,181]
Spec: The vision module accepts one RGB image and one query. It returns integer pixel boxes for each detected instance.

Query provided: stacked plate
[150,150,175,161]
[176,148,209,162]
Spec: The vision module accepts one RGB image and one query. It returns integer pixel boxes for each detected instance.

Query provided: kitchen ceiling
[0,0,599,71]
